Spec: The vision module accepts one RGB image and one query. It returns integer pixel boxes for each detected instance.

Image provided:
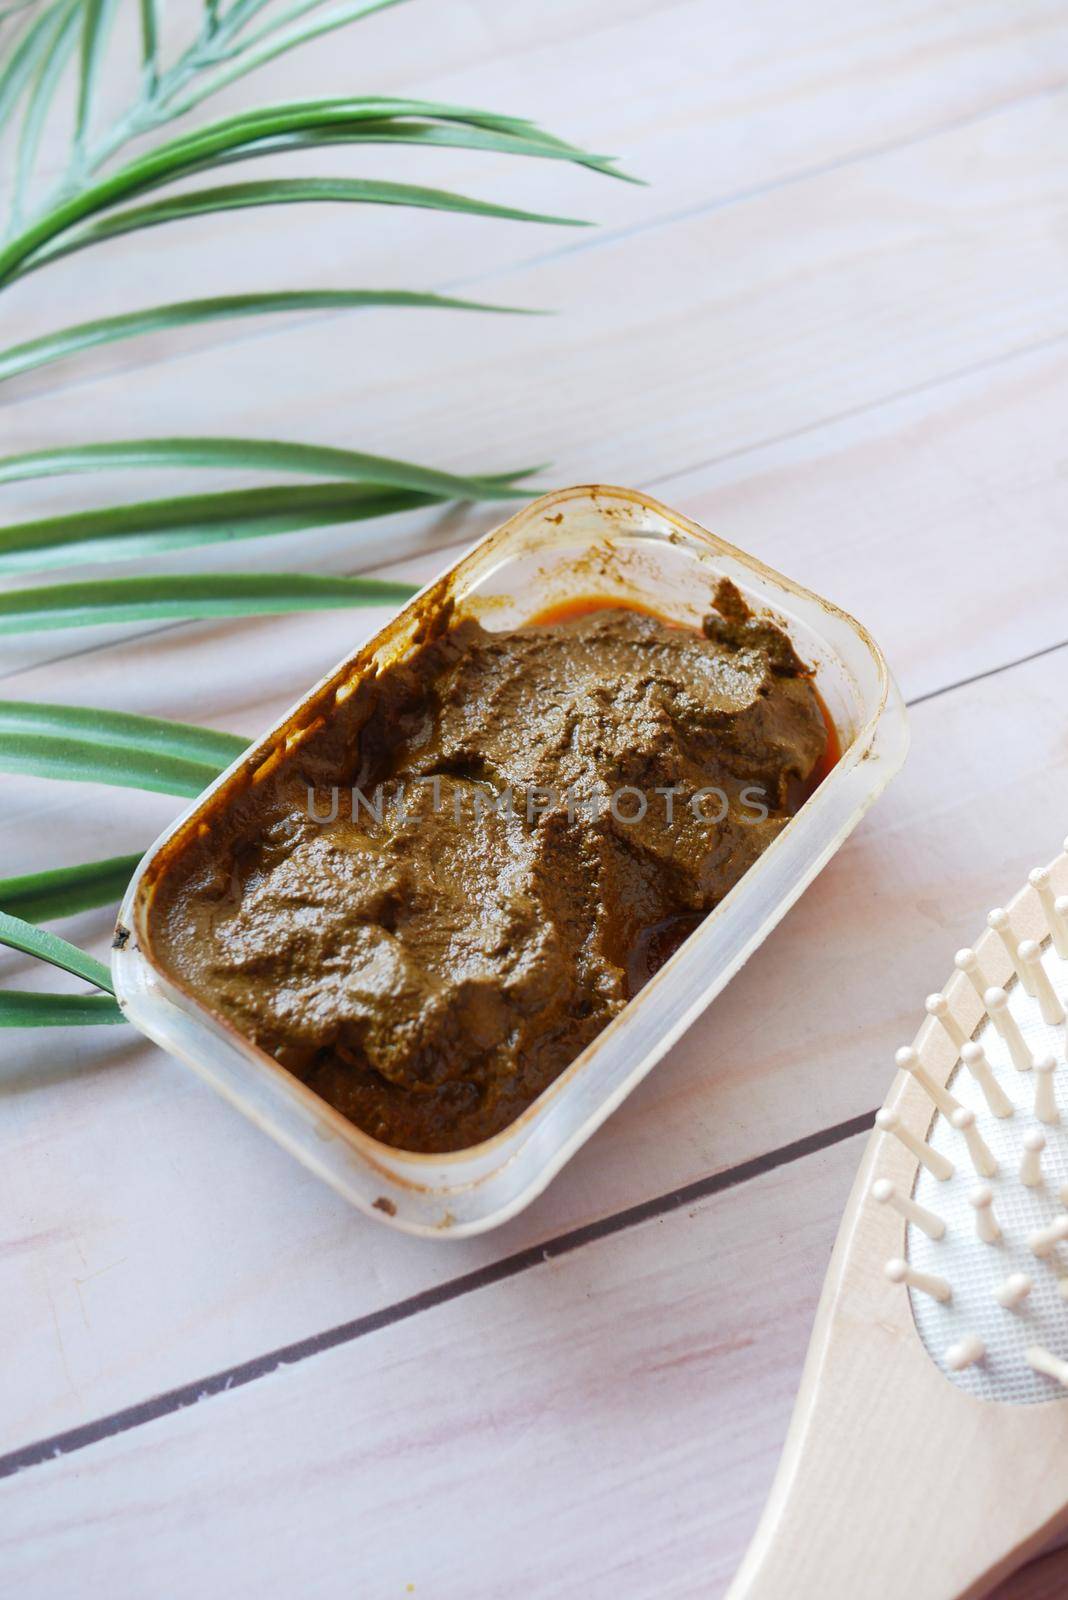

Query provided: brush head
[876,867,1068,1403]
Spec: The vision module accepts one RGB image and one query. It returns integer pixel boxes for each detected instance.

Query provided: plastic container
[113,485,909,1237]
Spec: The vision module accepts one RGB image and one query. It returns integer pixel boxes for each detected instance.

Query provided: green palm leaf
[0,483,449,571]
[0,95,609,280]
[0,990,125,1025]
[0,853,142,920]
[0,907,115,991]
[190,119,627,178]
[73,0,117,161]
[138,0,159,93]
[0,437,538,498]
[0,571,418,631]
[0,734,224,794]
[0,700,246,793]
[0,289,536,382]
[12,0,80,218]
[15,176,587,277]
[0,0,67,134]
[168,0,410,113]
[0,698,248,766]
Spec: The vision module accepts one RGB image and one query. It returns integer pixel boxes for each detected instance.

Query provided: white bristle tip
[1034,1054,1060,1124]
[961,1040,1014,1117]
[985,986,1034,1070]
[988,909,1010,932]
[995,1273,1032,1308]
[952,1108,998,1176]
[1027,1345,1068,1388]
[970,1184,1001,1243]
[1028,1216,1068,1258]
[926,992,966,1048]
[945,1336,985,1372]
[871,1179,945,1238]
[876,1108,954,1179]
[1018,941,1066,1024]
[1020,1130,1046,1188]
[884,1257,951,1302]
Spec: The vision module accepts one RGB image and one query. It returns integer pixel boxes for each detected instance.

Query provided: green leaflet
[0,290,535,382]
[0,735,223,795]
[0,483,447,571]
[0,907,115,991]
[15,176,587,277]
[74,0,118,157]
[12,0,81,215]
[0,436,537,499]
[0,990,126,1025]
[0,699,246,794]
[0,0,69,135]
[0,854,142,921]
[0,698,248,766]
[0,571,419,631]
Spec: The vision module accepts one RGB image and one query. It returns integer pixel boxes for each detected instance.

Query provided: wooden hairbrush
[727,841,1068,1600]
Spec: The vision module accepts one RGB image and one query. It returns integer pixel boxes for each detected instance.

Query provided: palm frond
[0,907,115,991]
[168,0,410,114]
[13,176,586,277]
[0,698,247,763]
[0,570,418,631]
[11,0,80,222]
[0,289,537,382]
[0,990,125,1025]
[0,0,68,135]
[0,436,539,496]
[0,483,450,571]
[73,0,118,164]
[0,853,142,920]
[138,0,159,93]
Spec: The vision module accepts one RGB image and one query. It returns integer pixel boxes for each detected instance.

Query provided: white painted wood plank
[0,1128,867,1600]
[2,639,1065,1451]
[8,0,1068,370]
[6,86,1068,564]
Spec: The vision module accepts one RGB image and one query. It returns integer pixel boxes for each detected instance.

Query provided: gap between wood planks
[0,1108,878,1482]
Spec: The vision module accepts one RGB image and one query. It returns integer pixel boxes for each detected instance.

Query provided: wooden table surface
[3,1,1068,1594]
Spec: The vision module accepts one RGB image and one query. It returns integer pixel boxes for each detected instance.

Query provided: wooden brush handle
[725,1126,1068,1600]
[728,853,1068,1599]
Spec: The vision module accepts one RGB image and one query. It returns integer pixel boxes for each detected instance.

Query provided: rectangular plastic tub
[113,485,908,1237]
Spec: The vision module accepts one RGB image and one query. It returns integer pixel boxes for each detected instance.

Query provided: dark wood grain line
[0,1107,874,1481]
